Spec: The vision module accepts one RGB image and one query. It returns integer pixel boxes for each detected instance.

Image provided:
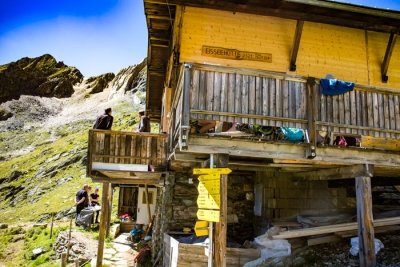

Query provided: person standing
[90,187,100,224]
[75,184,89,224]
[137,110,150,132]
[93,108,113,130]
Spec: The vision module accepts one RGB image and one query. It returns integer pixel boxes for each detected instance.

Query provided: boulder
[32,247,45,259]
[0,223,8,229]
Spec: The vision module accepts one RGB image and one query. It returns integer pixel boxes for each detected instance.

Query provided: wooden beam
[92,177,161,185]
[96,182,110,267]
[361,135,400,151]
[294,164,374,180]
[381,32,397,82]
[272,216,400,239]
[215,154,229,267]
[186,136,400,167]
[356,176,376,267]
[289,20,304,71]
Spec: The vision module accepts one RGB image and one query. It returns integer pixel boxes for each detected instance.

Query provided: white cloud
[0,0,148,76]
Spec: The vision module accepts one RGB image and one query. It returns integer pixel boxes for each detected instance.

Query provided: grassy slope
[0,100,142,266]
[0,100,138,223]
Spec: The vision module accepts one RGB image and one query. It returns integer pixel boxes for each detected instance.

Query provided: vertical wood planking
[198,71,207,120]
[344,92,351,134]
[394,95,400,132]
[227,73,236,123]
[320,89,326,131]
[295,82,302,128]
[275,79,282,127]
[389,94,395,138]
[248,76,256,125]
[349,90,357,134]
[372,93,380,137]
[190,69,200,119]
[366,92,374,136]
[282,80,289,127]
[124,135,131,164]
[355,91,362,134]
[234,74,242,122]
[220,73,228,122]
[361,91,368,135]
[213,72,222,121]
[338,94,345,133]
[263,78,270,125]
[332,95,339,133]
[241,75,249,124]
[135,135,142,164]
[255,76,262,125]
[377,93,384,137]
[383,94,390,138]
[269,78,276,126]
[205,71,215,121]
[130,136,136,164]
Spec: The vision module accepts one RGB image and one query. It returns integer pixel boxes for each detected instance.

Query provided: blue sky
[0,0,147,76]
[0,0,399,77]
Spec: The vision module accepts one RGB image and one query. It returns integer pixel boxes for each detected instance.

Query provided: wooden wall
[316,87,400,138]
[189,68,308,128]
[179,7,400,89]
[186,65,400,138]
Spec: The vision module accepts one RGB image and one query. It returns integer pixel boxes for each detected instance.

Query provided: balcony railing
[169,63,400,153]
[87,130,167,182]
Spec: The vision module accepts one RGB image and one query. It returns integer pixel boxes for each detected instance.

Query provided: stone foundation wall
[254,171,352,235]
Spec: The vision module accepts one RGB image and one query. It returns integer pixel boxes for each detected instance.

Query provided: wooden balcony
[168,63,400,172]
[87,130,167,185]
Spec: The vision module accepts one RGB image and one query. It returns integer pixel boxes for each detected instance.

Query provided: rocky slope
[0,55,147,227]
[0,54,83,103]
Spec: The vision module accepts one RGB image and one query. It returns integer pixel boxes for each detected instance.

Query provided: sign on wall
[202,45,272,63]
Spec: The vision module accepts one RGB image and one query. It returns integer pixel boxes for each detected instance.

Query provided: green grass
[0,226,67,267]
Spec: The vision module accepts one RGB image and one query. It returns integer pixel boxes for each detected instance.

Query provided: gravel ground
[303,231,400,267]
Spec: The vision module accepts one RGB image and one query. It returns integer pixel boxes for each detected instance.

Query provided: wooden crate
[163,233,260,267]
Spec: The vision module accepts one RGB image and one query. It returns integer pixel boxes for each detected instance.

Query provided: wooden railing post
[306,77,317,159]
[180,63,192,150]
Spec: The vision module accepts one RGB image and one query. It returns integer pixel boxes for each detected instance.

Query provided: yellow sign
[197,209,220,222]
[198,180,220,195]
[202,46,272,63]
[198,174,220,181]
[194,220,209,237]
[197,193,220,209]
[193,168,232,175]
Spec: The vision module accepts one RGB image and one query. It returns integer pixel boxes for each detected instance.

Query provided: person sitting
[93,108,113,130]
[137,110,151,132]
[90,187,100,224]
[74,184,89,225]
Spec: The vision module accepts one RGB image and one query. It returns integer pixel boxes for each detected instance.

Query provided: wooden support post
[106,184,113,238]
[381,32,397,83]
[355,165,376,267]
[61,252,67,267]
[306,77,317,159]
[215,154,229,267]
[289,20,304,71]
[145,184,152,224]
[96,182,110,267]
[181,64,192,150]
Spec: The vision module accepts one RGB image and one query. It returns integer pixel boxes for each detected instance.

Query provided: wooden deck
[87,130,167,184]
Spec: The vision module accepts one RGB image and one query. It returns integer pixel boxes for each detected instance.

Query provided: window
[142,191,154,204]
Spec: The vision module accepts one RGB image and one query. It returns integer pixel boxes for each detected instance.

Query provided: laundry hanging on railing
[320,78,355,96]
